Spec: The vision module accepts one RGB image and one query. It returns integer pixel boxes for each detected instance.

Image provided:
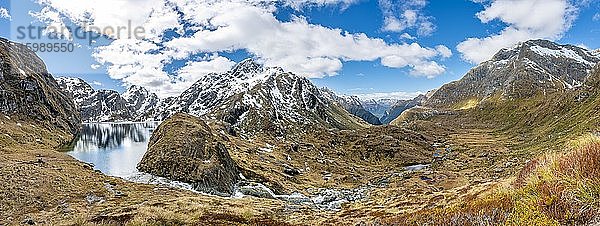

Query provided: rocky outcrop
[0,38,80,135]
[137,113,240,196]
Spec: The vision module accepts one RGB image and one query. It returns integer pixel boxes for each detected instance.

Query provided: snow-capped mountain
[122,85,160,119]
[427,40,600,107]
[57,59,367,135]
[153,59,280,119]
[56,78,160,122]
[360,99,397,119]
[193,59,368,137]
[57,77,131,122]
[320,88,382,125]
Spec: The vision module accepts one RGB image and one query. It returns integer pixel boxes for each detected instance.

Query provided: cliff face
[137,113,241,196]
[0,38,81,136]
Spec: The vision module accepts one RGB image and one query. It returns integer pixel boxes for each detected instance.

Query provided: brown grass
[383,192,514,225]
[557,142,600,182]
[383,134,600,226]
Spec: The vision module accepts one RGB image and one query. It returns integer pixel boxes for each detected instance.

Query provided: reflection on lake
[67,122,160,178]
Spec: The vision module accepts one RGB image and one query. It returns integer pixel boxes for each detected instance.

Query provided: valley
[1,36,600,225]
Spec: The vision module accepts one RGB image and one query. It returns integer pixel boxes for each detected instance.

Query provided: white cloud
[176,55,236,82]
[379,0,435,36]
[29,7,72,39]
[91,81,103,86]
[33,0,450,97]
[409,61,445,78]
[354,91,424,101]
[435,45,452,58]
[400,33,416,40]
[284,0,359,10]
[164,7,448,78]
[0,7,10,20]
[32,0,181,41]
[594,13,600,21]
[457,0,578,64]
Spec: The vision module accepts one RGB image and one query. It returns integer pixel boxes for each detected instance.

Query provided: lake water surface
[67,122,160,178]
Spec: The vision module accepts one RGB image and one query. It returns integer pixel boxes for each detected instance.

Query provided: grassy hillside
[384,133,600,225]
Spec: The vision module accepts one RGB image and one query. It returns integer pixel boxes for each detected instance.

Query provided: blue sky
[0,0,598,100]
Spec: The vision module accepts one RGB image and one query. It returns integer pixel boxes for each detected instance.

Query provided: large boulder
[137,113,241,196]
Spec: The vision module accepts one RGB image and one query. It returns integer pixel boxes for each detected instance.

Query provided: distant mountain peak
[493,40,598,66]
[123,85,152,100]
[231,58,264,77]
[57,77,161,122]
[320,88,381,125]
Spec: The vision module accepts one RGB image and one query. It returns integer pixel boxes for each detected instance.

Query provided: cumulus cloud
[0,7,10,20]
[379,0,435,36]
[177,55,236,82]
[435,45,452,58]
[33,0,450,97]
[594,13,600,21]
[457,0,578,64]
[91,81,103,86]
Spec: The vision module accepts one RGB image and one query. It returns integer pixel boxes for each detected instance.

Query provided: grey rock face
[427,39,600,107]
[0,38,80,134]
[122,85,160,120]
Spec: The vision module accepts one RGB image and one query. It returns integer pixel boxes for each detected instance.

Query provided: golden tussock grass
[384,133,600,226]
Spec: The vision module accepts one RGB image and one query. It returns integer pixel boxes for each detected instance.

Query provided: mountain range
[4,35,600,225]
[58,60,382,131]
[56,40,600,131]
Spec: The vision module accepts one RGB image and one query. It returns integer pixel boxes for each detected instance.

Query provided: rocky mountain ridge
[197,60,368,137]
[360,98,397,119]
[54,40,600,128]
[59,59,370,136]
[426,40,600,107]
[56,77,158,122]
